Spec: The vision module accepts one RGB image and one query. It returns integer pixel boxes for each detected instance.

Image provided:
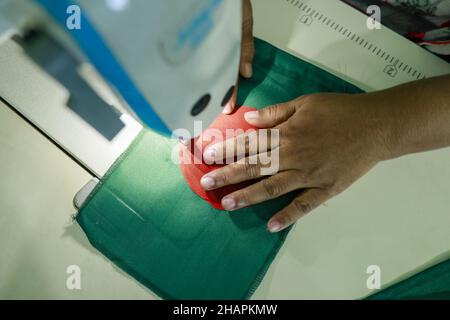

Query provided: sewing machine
[0,0,241,177]
[0,0,449,299]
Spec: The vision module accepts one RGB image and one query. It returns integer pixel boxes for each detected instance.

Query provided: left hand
[200,93,392,232]
[224,0,254,114]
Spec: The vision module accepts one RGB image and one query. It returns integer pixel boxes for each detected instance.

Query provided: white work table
[2,90,450,299]
[0,103,153,299]
[1,46,450,300]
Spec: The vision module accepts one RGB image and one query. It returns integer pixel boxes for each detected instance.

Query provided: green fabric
[76,38,449,299]
[368,259,450,300]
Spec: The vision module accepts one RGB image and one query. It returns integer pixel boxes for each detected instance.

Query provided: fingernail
[244,63,253,78]
[222,197,236,210]
[200,176,215,189]
[178,136,189,146]
[203,147,216,161]
[244,111,259,121]
[268,221,282,233]
[222,104,232,114]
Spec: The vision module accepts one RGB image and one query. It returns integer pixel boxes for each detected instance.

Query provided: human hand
[201,93,392,232]
[224,0,254,114]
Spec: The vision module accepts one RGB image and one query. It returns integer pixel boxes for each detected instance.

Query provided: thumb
[244,102,297,128]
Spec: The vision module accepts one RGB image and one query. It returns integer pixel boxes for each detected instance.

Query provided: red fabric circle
[179,106,258,210]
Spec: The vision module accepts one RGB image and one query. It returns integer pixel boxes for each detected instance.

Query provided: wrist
[359,92,399,162]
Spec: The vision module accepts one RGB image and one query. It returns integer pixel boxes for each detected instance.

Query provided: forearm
[369,75,450,159]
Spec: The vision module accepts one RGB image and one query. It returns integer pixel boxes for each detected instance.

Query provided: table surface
[0,102,152,299]
[1,50,450,300]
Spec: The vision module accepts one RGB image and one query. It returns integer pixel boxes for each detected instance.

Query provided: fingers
[222,85,237,115]
[244,103,298,128]
[240,0,254,78]
[220,171,305,211]
[203,129,279,164]
[222,77,240,115]
[200,152,272,190]
[267,189,331,232]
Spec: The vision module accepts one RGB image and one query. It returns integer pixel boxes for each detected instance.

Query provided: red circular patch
[179,106,258,210]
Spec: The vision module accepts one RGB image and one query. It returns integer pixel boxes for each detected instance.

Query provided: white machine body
[73,0,242,136]
[1,0,242,137]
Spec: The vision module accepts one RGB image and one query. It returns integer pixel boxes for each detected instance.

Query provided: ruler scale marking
[256,0,450,92]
